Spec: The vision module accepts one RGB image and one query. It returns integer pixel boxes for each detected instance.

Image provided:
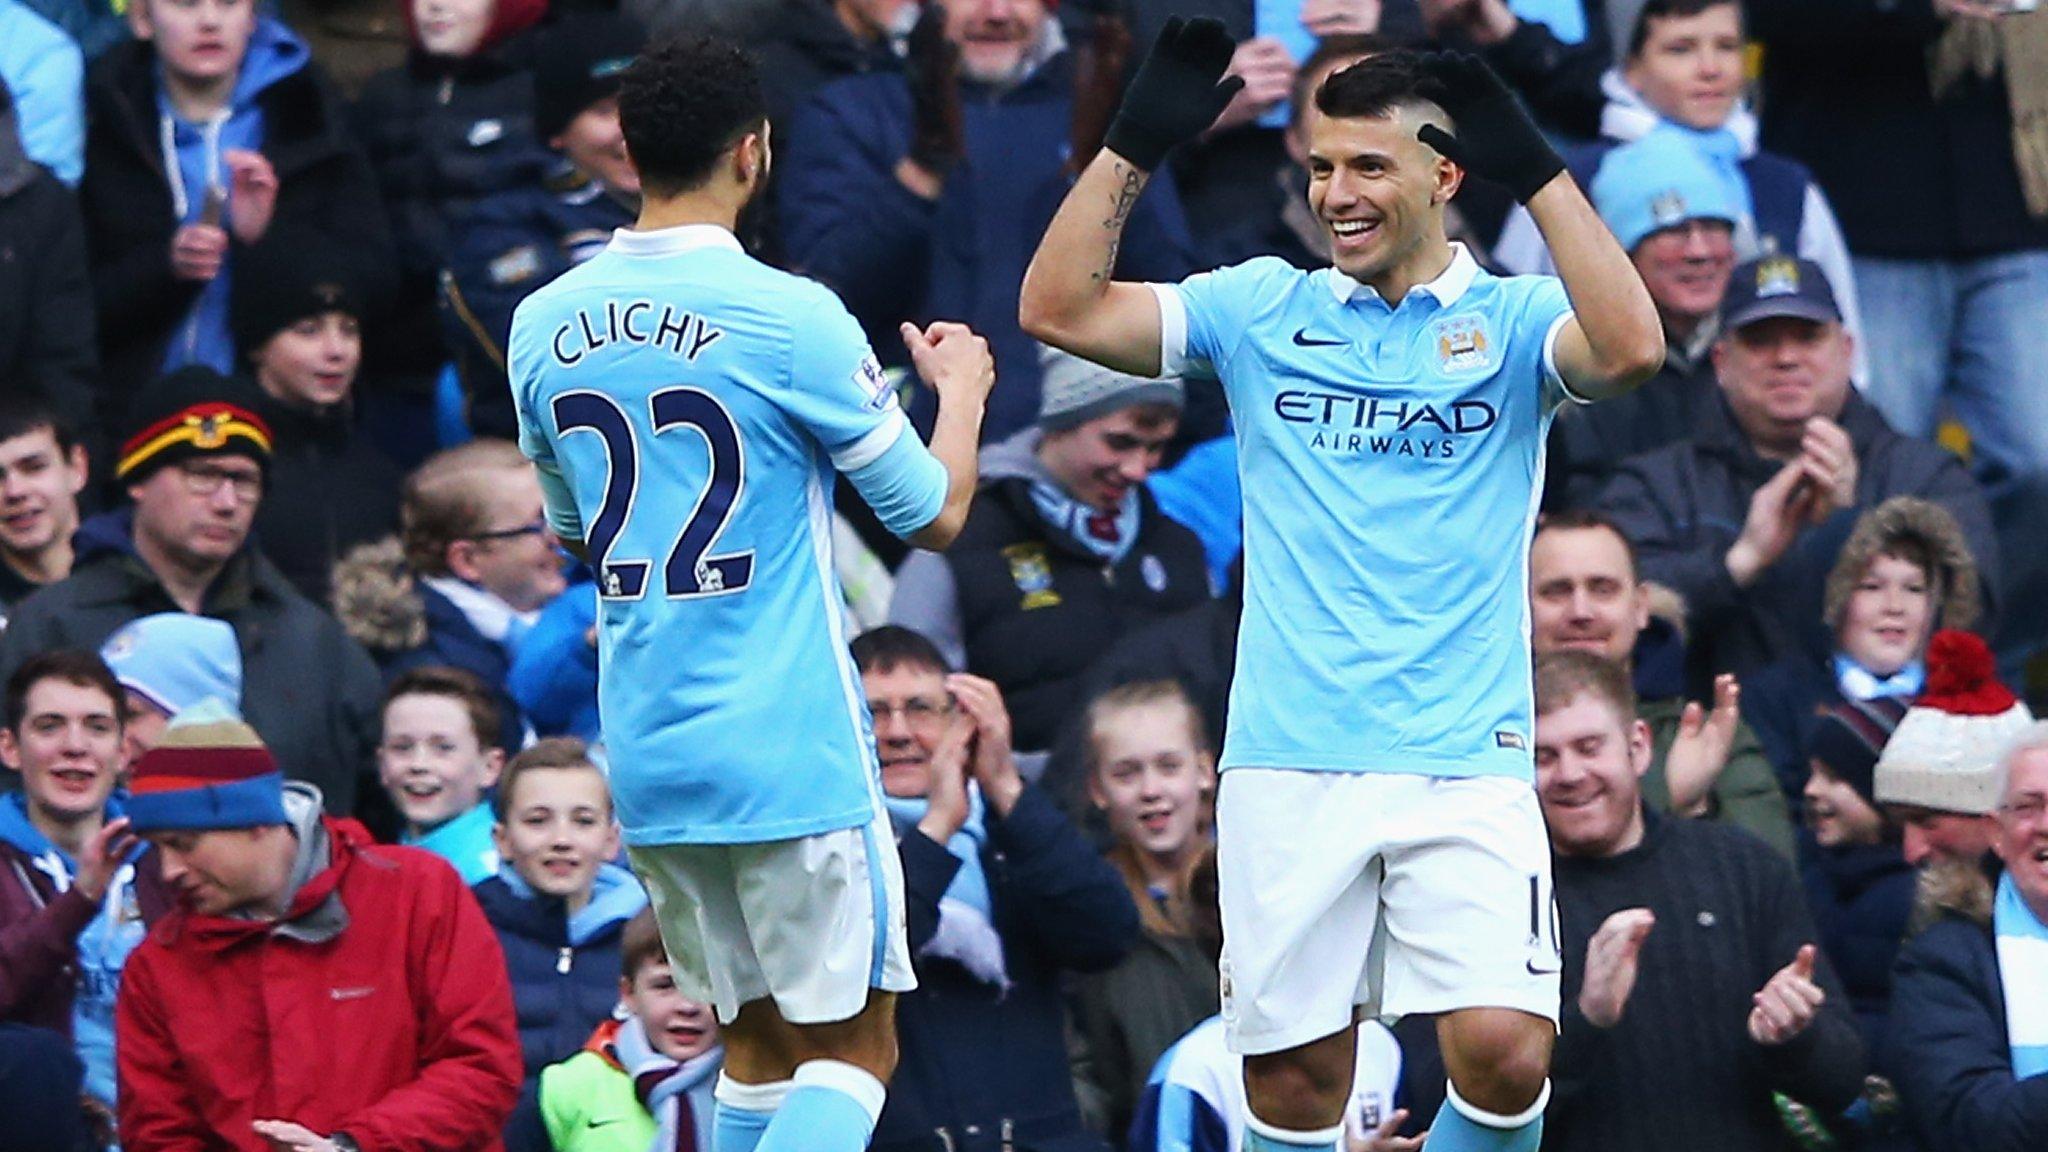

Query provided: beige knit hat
[1874,630,2035,814]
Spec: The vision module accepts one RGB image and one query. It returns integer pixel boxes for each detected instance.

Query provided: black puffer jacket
[353,41,548,374]
[251,395,405,604]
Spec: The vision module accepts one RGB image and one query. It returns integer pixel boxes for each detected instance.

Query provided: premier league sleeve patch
[1432,314,1496,375]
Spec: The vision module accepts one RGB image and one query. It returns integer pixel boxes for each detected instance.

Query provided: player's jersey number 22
[553,386,754,601]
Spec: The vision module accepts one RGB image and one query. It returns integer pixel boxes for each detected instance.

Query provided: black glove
[1413,51,1564,205]
[1102,16,1245,173]
[905,2,964,176]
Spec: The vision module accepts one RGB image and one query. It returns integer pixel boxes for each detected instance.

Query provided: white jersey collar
[1327,242,1481,309]
[608,223,745,257]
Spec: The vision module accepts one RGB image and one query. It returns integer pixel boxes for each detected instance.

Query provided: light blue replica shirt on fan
[509,224,948,845]
[1150,245,1577,781]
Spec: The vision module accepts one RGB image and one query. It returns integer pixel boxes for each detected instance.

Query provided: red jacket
[116,818,523,1152]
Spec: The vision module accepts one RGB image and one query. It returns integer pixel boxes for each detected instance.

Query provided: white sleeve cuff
[1148,282,1190,378]
[1542,310,1592,407]
[830,410,910,472]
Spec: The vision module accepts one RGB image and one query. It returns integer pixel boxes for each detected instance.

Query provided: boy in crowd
[474,737,648,1088]
[531,908,724,1151]
[0,395,88,626]
[99,612,243,765]
[82,0,390,402]
[379,665,507,883]
[0,651,150,1109]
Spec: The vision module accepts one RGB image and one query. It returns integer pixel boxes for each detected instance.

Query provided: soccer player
[1019,23,1664,1152]
[506,36,996,1152]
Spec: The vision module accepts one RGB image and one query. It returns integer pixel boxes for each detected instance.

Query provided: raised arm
[1414,53,1663,401]
[1019,18,1244,376]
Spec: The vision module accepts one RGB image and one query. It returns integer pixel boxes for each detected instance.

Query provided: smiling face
[944,0,1049,84]
[1632,219,1736,334]
[1623,2,1745,130]
[1837,551,1936,678]
[1,678,125,828]
[493,764,618,908]
[450,469,567,614]
[413,0,494,57]
[1893,805,1997,868]
[1804,760,1884,848]
[0,427,87,563]
[1995,743,2048,919]
[1714,316,1854,455]
[554,97,639,196]
[863,661,951,799]
[1305,104,1458,287]
[1036,405,1180,514]
[621,959,720,1061]
[1536,692,1652,859]
[252,312,362,412]
[1088,700,1214,869]
[149,824,295,917]
[1530,525,1651,665]
[134,0,256,87]
[379,692,503,835]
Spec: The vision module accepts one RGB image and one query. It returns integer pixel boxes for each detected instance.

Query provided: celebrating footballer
[1020,21,1662,1152]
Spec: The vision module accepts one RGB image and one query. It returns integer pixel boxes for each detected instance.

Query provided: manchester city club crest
[1650,189,1688,230]
[1754,254,1801,298]
[1432,314,1494,375]
[1003,543,1060,610]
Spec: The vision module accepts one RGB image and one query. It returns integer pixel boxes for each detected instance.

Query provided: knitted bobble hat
[125,699,288,833]
[1873,630,2035,815]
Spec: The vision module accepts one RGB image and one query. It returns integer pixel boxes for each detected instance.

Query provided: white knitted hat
[1874,630,2035,814]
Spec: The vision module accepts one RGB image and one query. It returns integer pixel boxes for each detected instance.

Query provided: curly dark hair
[617,35,767,196]
[1314,47,1440,124]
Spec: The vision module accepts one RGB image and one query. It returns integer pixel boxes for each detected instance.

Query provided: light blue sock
[1243,1115,1344,1152]
[754,1060,886,1152]
[1423,1081,1548,1152]
[712,1075,789,1152]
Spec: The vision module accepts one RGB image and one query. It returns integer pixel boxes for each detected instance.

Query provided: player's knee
[1442,1011,1552,1114]
[1243,1034,1355,1126]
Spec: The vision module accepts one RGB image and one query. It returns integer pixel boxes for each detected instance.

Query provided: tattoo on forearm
[1093,163,1145,284]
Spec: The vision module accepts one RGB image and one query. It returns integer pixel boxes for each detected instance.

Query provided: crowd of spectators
[1,0,2045,1149]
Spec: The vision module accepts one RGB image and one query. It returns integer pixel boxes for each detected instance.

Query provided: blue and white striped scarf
[1994,872,2048,1077]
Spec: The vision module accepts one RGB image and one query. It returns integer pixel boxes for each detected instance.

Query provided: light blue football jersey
[1151,245,1578,781]
[509,225,947,845]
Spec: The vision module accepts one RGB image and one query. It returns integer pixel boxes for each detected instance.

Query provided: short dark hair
[5,650,124,733]
[1291,34,1390,129]
[616,35,766,196]
[1535,509,1641,583]
[384,665,502,751]
[1533,649,1637,725]
[0,392,77,455]
[1627,0,1740,58]
[850,625,953,678]
[621,907,668,981]
[493,736,609,821]
[1314,48,1443,124]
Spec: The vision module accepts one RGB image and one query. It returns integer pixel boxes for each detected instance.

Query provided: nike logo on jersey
[1292,328,1347,347]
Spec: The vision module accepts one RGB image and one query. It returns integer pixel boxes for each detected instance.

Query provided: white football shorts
[1216,770,1562,1055]
[628,798,917,1025]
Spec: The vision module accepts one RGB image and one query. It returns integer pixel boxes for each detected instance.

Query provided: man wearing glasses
[0,366,384,818]
[1885,722,2048,1150]
[849,623,1139,1151]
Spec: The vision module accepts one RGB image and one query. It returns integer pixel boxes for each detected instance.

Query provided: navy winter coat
[1885,905,2048,1151]
[472,873,640,1089]
[881,784,1139,1152]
